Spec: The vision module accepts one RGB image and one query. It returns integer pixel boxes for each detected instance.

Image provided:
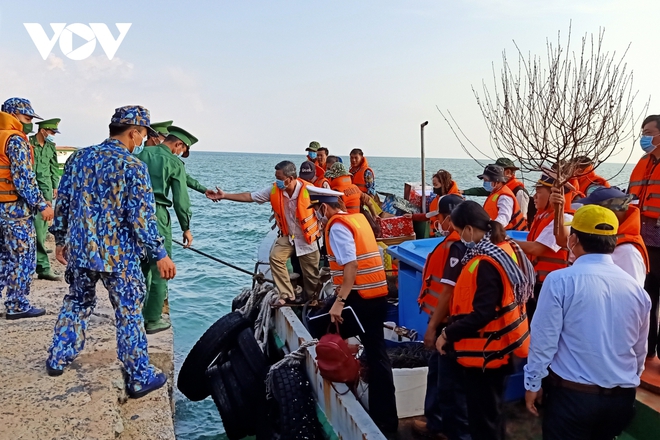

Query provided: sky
[0,1,656,164]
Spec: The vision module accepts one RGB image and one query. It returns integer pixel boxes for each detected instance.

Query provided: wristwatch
[336,295,346,304]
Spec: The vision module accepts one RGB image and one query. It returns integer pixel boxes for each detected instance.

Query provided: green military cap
[168,125,198,158]
[150,120,173,136]
[37,118,61,133]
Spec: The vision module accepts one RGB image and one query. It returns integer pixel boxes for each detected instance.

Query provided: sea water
[172,152,634,439]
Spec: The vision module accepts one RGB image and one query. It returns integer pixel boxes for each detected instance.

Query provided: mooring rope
[172,239,274,284]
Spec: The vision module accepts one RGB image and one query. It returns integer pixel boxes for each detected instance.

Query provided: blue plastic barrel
[387,237,444,335]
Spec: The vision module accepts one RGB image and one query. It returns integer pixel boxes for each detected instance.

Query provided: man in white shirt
[577,187,649,287]
[524,204,650,439]
[208,161,321,305]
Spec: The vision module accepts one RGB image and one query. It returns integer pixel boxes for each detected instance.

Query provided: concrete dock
[0,240,176,440]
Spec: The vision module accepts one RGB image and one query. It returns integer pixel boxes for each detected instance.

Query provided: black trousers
[543,382,636,440]
[461,364,510,440]
[645,246,660,357]
[346,293,399,432]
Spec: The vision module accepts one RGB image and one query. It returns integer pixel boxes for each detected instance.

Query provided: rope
[172,239,274,284]
[254,289,279,350]
[266,339,319,395]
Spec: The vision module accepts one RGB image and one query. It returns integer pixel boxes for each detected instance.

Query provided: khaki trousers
[269,236,320,300]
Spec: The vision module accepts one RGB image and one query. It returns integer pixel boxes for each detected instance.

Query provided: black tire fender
[267,365,322,439]
[229,348,266,405]
[207,364,246,440]
[236,327,269,379]
[178,311,250,401]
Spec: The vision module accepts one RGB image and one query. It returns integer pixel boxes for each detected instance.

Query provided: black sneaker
[6,307,46,320]
[46,363,64,377]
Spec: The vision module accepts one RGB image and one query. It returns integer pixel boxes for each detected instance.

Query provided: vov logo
[24,23,131,61]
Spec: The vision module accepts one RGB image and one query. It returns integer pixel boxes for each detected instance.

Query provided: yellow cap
[565,205,619,235]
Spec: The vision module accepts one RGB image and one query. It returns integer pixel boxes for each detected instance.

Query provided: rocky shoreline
[1,237,176,440]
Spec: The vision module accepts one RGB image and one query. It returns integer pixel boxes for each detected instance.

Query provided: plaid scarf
[461,232,535,304]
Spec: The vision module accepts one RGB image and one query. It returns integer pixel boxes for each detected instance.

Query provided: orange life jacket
[270,179,321,244]
[418,230,461,315]
[325,213,388,299]
[450,241,530,369]
[505,177,527,197]
[527,208,569,283]
[576,166,610,195]
[315,176,330,189]
[629,154,660,220]
[616,205,650,273]
[0,112,32,203]
[483,185,527,231]
[330,175,362,214]
[350,157,374,194]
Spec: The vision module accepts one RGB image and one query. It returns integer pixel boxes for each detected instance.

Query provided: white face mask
[315,205,328,226]
[131,130,147,155]
[567,235,577,262]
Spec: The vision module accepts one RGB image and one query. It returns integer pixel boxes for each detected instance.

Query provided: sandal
[271,297,304,308]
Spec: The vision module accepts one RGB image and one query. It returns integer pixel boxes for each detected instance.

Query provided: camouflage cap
[325,162,351,179]
[307,141,321,152]
[495,157,519,170]
[37,118,61,133]
[1,97,42,119]
[110,105,158,137]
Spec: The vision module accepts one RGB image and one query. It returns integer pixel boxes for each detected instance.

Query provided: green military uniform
[29,118,61,278]
[137,125,196,329]
[151,120,207,194]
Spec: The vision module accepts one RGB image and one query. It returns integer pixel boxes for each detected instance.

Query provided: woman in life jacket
[407,170,462,237]
[436,201,534,440]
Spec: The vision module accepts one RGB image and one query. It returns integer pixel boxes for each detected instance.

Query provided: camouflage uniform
[46,106,166,393]
[0,98,48,314]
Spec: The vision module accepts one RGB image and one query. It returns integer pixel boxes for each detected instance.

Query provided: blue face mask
[275,179,287,190]
[640,135,657,154]
[460,227,476,249]
[483,180,493,193]
[46,134,55,143]
[308,151,317,160]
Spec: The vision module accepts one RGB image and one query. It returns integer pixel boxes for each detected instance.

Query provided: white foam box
[393,366,428,418]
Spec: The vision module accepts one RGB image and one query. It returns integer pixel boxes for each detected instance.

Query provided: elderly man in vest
[525,205,650,440]
[209,160,321,306]
[0,97,54,319]
[477,164,527,231]
[349,148,376,195]
[629,114,660,359]
[307,186,398,434]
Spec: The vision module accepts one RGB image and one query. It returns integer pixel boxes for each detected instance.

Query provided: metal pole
[421,121,429,213]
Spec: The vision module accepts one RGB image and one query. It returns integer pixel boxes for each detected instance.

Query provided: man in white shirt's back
[524,205,650,440]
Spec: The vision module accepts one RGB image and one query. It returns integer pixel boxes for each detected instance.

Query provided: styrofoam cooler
[393,367,428,418]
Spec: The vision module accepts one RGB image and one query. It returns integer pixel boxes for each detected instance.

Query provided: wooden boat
[256,227,660,439]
